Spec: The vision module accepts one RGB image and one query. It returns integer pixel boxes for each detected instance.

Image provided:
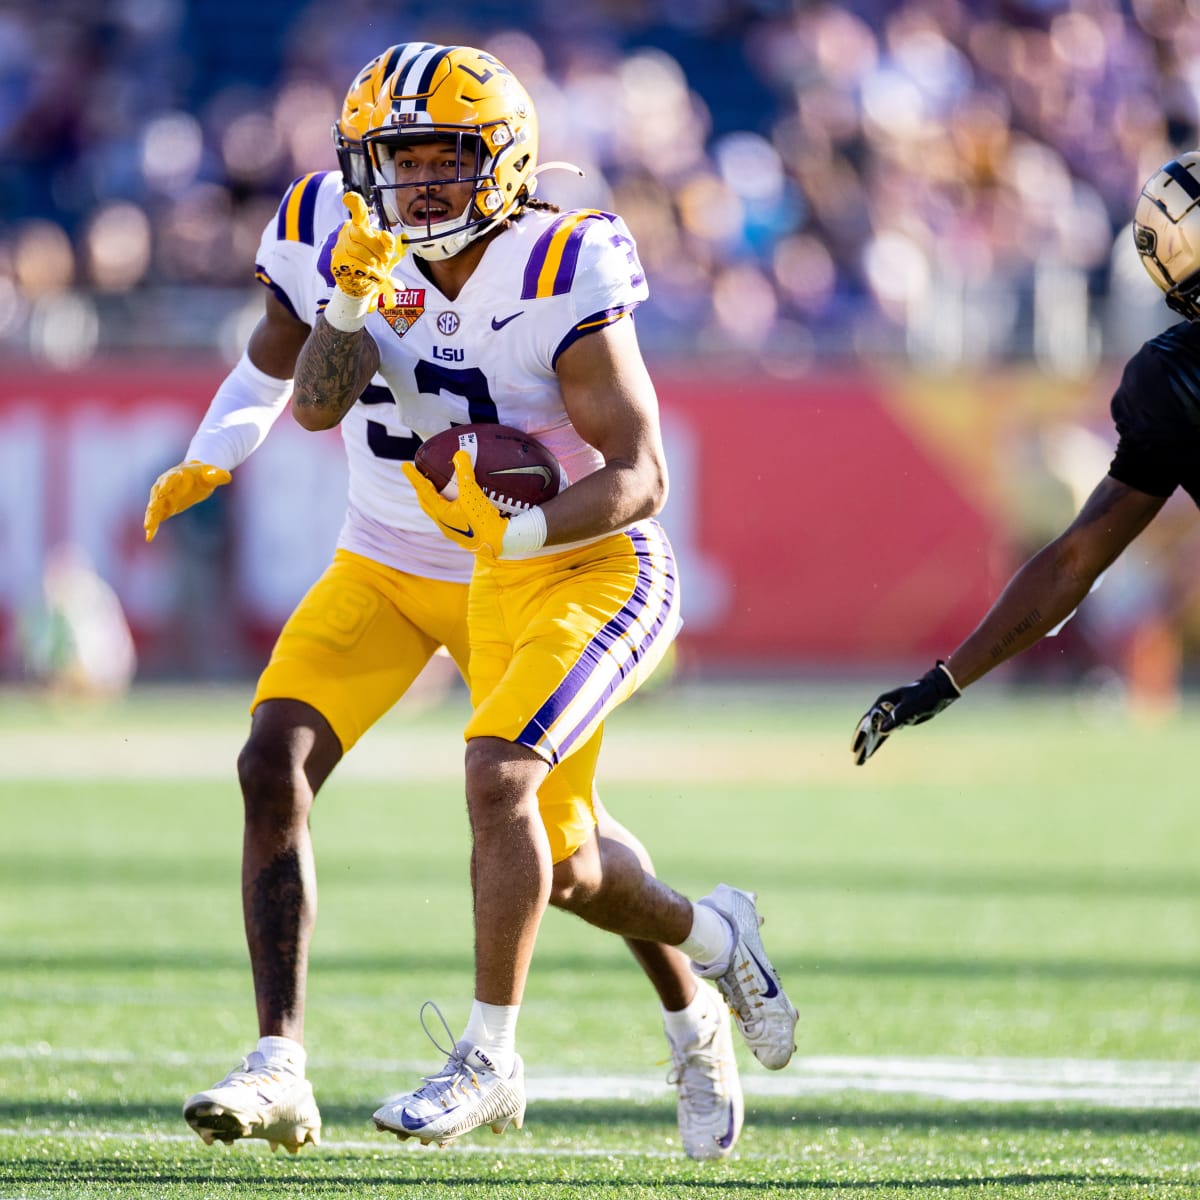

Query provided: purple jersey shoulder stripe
[316,226,339,286]
[552,304,638,367]
[521,211,606,299]
[275,179,300,242]
[294,171,327,245]
[254,265,301,321]
[516,523,677,764]
[548,216,594,296]
[275,172,331,245]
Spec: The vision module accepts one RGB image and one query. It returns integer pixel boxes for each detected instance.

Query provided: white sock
[256,1035,306,1076]
[662,984,717,1046]
[676,902,734,971]
[462,1000,519,1077]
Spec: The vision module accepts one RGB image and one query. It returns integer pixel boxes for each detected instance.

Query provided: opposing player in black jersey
[853,150,1200,764]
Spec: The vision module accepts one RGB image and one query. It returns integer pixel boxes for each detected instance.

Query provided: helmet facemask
[333,127,372,196]
[366,124,529,261]
[1161,264,1200,322]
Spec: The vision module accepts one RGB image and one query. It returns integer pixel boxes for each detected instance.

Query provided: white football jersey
[256,170,472,581]
[315,206,650,553]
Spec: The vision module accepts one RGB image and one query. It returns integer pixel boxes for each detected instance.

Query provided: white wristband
[500,506,548,559]
[323,289,374,333]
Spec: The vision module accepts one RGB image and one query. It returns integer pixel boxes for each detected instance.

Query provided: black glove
[851,660,962,766]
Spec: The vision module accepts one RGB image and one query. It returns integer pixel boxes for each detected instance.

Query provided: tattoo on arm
[293,315,374,424]
[988,609,1042,661]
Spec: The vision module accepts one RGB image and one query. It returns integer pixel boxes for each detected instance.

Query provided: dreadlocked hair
[508,196,560,225]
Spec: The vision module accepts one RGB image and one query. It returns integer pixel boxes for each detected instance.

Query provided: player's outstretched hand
[402,450,508,558]
[851,661,962,766]
[144,460,232,542]
[330,192,405,306]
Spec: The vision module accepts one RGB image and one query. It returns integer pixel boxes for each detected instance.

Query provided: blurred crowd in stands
[1,0,1198,370]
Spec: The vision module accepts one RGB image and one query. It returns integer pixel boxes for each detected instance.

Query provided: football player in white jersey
[144,43,749,1162]
[291,44,799,1150]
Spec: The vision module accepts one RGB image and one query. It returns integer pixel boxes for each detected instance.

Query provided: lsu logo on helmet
[1133,151,1200,320]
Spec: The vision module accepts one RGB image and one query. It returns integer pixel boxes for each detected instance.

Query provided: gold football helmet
[362,45,539,260]
[333,43,440,195]
[1133,151,1200,321]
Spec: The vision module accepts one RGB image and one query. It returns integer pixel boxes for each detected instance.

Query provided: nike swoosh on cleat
[441,521,474,538]
[717,1105,738,1149]
[399,1106,459,1131]
[747,948,780,998]
[491,311,524,330]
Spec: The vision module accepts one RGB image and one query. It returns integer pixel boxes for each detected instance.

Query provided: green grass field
[1,681,1198,1198]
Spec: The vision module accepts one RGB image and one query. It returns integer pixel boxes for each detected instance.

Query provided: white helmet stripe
[390,45,453,118]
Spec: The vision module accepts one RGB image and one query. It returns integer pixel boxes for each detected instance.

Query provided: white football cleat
[374,1044,525,1147]
[183,1052,321,1152]
[373,1000,525,1148]
[692,884,798,1070]
[667,983,744,1161]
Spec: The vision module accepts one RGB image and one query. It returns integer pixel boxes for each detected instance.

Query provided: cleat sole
[489,1108,524,1136]
[187,1106,319,1153]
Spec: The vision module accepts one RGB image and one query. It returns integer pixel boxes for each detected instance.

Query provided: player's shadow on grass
[0,1102,1185,1194]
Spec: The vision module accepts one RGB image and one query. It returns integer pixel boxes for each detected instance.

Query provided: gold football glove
[330,192,405,306]
[402,450,508,558]
[143,460,232,542]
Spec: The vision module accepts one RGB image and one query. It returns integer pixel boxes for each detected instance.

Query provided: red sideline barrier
[655,372,1008,670]
[0,363,1008,677]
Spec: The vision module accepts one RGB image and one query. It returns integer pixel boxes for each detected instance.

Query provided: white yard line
[2,1044,1198,1108]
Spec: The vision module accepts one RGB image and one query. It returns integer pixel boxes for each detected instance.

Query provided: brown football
[413,423,562,516]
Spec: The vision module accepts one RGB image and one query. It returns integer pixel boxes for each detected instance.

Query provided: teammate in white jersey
[144,43,748,1162]
[291,44,798,1150]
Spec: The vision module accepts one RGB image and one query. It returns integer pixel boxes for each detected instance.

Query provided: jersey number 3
[364,363,499,461]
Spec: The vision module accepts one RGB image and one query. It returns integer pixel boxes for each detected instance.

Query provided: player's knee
[464,736,545,825]
[548,840,602,911]
[237,735,309,825]
[238,700,341,823]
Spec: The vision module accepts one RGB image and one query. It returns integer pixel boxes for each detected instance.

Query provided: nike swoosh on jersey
[488,465,554,487]
[491,311,524,330]
[442,521,475,539]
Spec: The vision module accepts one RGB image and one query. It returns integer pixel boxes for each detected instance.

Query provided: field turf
[1,680,1197,1198]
